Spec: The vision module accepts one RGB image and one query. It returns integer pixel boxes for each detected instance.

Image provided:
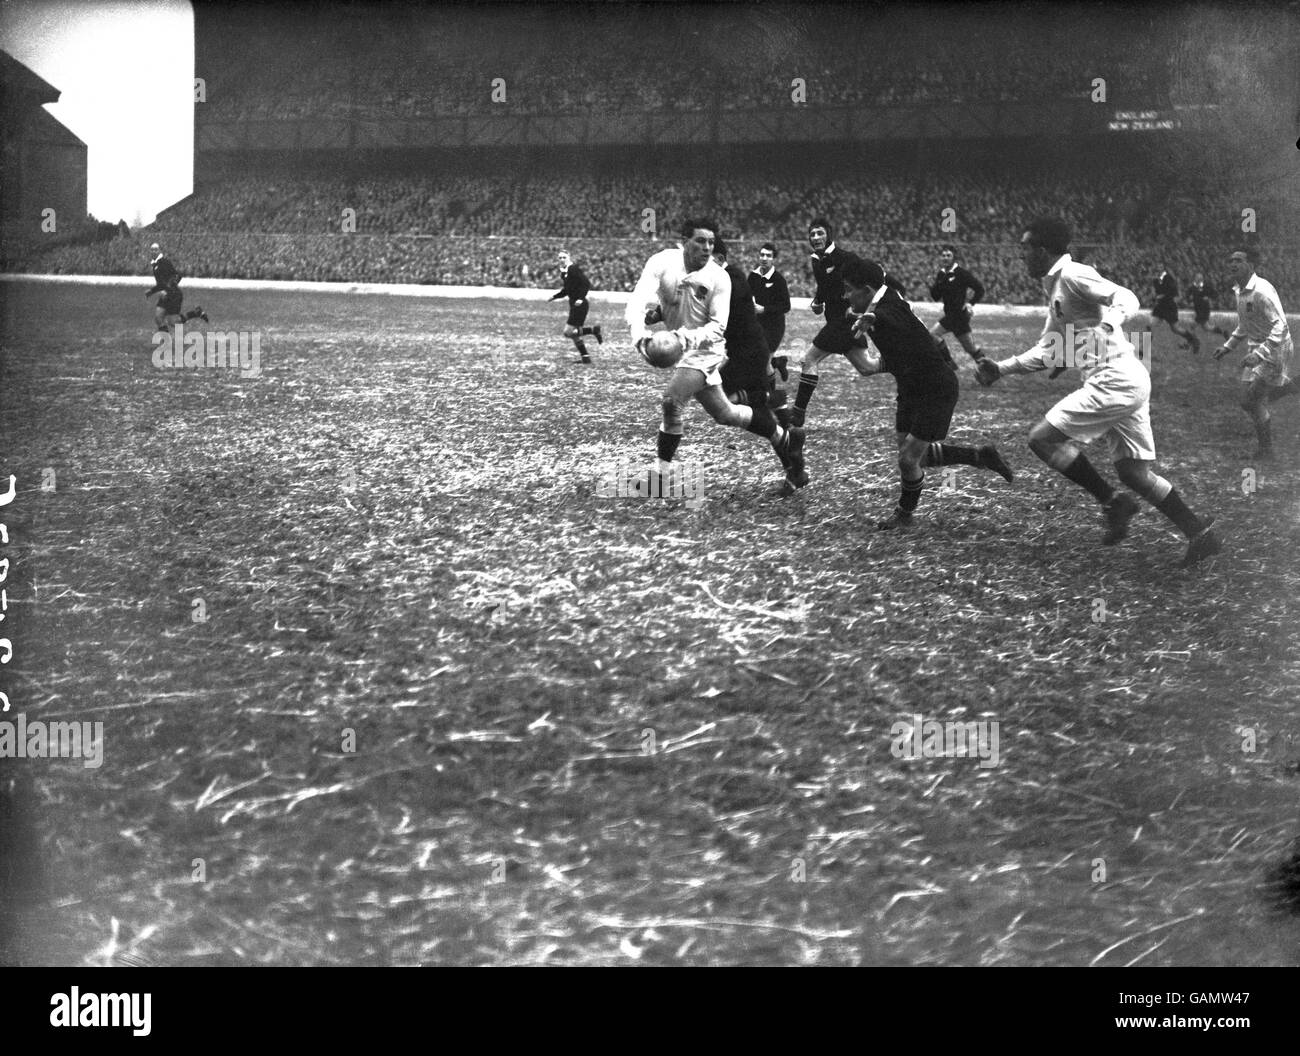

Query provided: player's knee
[1115,461,1150,490]
[1029,433,1071,469]
[698,392,740,425]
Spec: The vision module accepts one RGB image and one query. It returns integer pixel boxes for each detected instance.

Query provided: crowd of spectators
[11,229,1296,310]
[142,168,1298,254]
[9,140,1296,306]
[194,6,1179,123]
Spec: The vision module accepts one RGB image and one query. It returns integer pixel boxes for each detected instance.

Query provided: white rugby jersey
[1224,272,1294,367]
[626,247,731,352]
[1000,254,1142,381]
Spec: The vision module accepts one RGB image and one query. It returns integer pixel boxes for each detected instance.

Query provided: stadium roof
[0,49,61,103]
[27,104,87,148]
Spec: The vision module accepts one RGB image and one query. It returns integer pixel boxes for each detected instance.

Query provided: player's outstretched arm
[989,329,1060,382]
[1216,319,1248,359]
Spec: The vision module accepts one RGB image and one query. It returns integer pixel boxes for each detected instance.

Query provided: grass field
[1,280,1298,966]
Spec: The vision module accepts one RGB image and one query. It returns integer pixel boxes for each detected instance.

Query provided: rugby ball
[645,330,684,369]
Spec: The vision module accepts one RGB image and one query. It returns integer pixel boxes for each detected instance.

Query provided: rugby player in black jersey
[841,256,1013,529]
[714,239,807,493]
[790,218,908,428]
[747,243,791,379]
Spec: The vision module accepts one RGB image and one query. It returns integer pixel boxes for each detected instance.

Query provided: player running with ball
[976,218,1222,568]
[626,218,806,496]
[841,257,1013,529]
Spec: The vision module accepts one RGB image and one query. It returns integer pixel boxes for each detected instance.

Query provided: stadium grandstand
[0,50,91,248]
[4,1,1297,306]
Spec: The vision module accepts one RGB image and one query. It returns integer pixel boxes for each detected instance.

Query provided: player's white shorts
[1239,337,1294,386]
[674,345,726,388]
[1046,355,1157,462]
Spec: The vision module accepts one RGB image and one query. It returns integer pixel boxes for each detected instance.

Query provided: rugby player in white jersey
[1212,247,1297,460]
[626,217,806,494]
[976,217,1222,569]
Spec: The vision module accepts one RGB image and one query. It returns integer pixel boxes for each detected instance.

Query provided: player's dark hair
[760,242,777,255]
[808,218,833,238]
[940,244,957,255]
[1232,245,1260,264]
[713,236,728,259]
[1024,217,1071,255]
[680,217,720,239]
[841,256,886,290]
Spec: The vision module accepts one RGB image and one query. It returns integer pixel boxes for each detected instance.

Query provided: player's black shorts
[1152,298,1179,325]
[938,310,972,337]
[1193,304,1211,325]
[159,288,183,315]
[895,370,958,443]
[813,315,869,355]
[721,340,772,392]
[721,363,771,393]
[566,300,589,328]
[759,315,786,355]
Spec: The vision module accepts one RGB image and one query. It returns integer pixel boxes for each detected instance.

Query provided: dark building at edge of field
[1,50,88,242]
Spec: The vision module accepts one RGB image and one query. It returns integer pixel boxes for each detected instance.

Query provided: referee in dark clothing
[146,242,207,331]
[747,242,791,379]
[551,250,602,363]
[1189,273,1229,338]
[928,244,986,363]
[1151,266,1200,353]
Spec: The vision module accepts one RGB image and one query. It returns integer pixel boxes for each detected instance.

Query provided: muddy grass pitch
[1,281,1297,965]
